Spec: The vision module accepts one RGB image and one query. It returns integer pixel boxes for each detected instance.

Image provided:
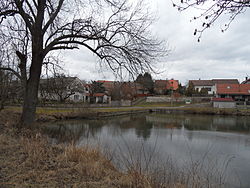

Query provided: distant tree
[176,83,186,95]
[136,72,154,94]
[0,70,11,110]
[185,82,196,96]
[199,88,209,95]
[90,81,106,94]
[40,75,82,103]
[173,0,250,40]
[110,84,122,101]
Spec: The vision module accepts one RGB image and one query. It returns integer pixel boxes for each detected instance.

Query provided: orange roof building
[216,84,250,101]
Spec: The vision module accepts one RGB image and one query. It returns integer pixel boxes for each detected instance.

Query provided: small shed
[212,98,236,108]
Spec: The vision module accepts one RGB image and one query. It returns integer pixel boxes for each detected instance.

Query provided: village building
[215,84,250,101]
[189,79,239,95]
[154,79,179,95]
[212,83,250,108]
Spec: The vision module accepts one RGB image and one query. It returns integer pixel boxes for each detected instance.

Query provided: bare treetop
[173,0,250,40]
[1,0,167,76]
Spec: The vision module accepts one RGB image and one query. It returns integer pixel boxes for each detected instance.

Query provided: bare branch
[173,0,250,40]
[0,67,21,80]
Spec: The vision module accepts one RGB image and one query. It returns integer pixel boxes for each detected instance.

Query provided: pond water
[43,113,250,188]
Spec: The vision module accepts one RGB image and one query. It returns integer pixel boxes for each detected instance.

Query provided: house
[189,79,239,95]
[212,83,250,108]
[212,97,236,108]
[168,79,179,90]
[93,93,111,103]
[154,79,179,95]
[39,77,86,102]
[215,84,250,101]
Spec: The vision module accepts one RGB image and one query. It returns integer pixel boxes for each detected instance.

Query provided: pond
[43,113,250,188]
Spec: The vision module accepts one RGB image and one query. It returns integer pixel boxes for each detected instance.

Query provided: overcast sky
[62,0,250,85]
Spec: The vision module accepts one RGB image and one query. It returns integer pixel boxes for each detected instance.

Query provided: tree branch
[0,67,21,80]
[42,0,64,34]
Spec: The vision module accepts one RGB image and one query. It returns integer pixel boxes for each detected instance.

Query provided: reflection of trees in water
[147,113,250,133]
[43,114,250,144]
[43,120,103,143]
[130,116,153,140]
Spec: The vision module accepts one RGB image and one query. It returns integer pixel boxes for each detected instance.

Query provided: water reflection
[43,113,250,187]
[43,114,250,143]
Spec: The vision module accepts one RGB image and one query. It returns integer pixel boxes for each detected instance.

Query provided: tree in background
[90,81,106,94]
[185,82,196,96]
[136,72,154,94]
[0,0,167,125]
[199,88,209,96]
[173,0,250,40]
[0,70,12,110]
[40,75,81,103]
[176,83,186,95]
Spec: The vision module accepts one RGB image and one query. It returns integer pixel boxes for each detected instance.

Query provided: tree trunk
[20,37,44,126]
[21,58,43,125]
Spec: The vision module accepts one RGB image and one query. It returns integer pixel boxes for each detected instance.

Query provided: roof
[93,93,106,97]
[97,80,115,91]
[212,98,234,102]
[189,80,214,86]
[216,84,250,95]
[212,79,239,84]
[189,79,239,86]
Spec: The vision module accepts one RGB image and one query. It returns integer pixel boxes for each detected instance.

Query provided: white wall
[213,101,236,108]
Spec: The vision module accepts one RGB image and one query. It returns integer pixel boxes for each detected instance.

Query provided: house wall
[69,92,83,102]
[213,101,236,108]
[194,86,215,95]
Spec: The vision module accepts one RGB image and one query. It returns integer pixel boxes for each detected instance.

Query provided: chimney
[246,77,248,81]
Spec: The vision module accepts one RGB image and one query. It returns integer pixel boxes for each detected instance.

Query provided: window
[74,95,79,100]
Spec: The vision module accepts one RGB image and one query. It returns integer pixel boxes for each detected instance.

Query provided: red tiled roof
[212,79,239,84]
[93,93,106,97]
[216,84,250,95]
[190,79,239,86]
[212,98,234,102]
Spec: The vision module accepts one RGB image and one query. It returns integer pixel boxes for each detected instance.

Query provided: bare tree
[173,0,250,40]
[40,74,82,103]
[0,0,167,125]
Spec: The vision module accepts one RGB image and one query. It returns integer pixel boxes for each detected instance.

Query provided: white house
[189,79,239,95]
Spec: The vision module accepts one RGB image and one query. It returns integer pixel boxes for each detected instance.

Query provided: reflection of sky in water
[44,114,250,188]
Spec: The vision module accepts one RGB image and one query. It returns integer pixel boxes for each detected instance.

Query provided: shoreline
[34,106,250,122]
